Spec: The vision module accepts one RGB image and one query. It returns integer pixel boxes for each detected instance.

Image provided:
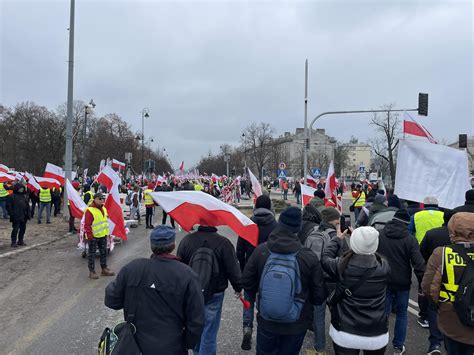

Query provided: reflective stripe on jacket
[0,183,8,198]
[352,191,366,207]
[39,188,51,203]
[414,210,444,244]
[440,246,474,302]
[87,206,109,238]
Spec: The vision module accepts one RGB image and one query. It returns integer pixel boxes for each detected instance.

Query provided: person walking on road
[422,212,474,355]
[376,210,426,354]
[242,207,327,355]
[130,185,141,224]
[84,193,115,279]
[177,224,242,355]
[236,195,278,351]
[6,183,30,247]
[144,183,155,229]
[351,184,366,221]
[37,186,52,224]
[105,225,205,355]
[294,180,302,205]
[322,226,390,355]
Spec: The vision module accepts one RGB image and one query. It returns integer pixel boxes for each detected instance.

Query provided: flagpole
[303,59,308,185]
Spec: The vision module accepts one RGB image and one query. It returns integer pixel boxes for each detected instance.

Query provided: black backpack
[451,245,474,327]
[189,240,220,303]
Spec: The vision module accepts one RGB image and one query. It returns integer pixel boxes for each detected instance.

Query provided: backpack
[189,241,220,303]
[258,251,305,323]
[304,227,332,260]
[451,245,474,327]
[125,192,132,206]
[369,208,397,231]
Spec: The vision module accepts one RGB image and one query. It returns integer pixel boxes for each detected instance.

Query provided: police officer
[84,193,115,279]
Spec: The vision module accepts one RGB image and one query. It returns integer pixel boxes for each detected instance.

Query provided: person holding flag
[84,192,115,279]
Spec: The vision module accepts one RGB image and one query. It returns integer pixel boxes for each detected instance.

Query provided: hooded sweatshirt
[6,184,30,223]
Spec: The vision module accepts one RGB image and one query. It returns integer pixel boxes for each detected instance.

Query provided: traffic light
[418,93,428,116]
[459,134,468,148]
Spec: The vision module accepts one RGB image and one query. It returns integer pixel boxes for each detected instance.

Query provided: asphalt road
[0,206,443,355]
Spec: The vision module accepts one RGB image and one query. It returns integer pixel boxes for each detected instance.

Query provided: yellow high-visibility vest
[39,188,51,203]
[352,191,366,207]
[0,183,8,198]
[414,210,444,244]
[440,246,474,302]
[144,189,154,205]
[194,184,203,192]
[87,206,109,238]
[83,191,93,203]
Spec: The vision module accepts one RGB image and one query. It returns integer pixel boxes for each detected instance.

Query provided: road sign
[312,168,321,177]
[278,169,287,179]
[279,162,286,170]
[359,165,365,173]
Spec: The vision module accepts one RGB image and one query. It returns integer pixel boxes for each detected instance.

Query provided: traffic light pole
[303,107,418,185]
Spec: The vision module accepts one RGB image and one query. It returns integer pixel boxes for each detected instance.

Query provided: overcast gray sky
[1,0,472,167]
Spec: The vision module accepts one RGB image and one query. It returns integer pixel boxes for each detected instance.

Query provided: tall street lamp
[241,133,247,173]
[141,108,150,173]
[82,99,95,172]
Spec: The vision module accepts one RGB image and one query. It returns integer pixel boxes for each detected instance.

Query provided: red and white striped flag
[403,120,437,143]
[35,176,62,189]
[0,172,16,183]
[44,163,65,185]
[24,172,40,192]
[97,166,127,240]
[179,161,184,171]
[324,160,341,212]
[149,191,258,246]
[247,168,262,200]
[66,179,87,219]
[99,159,106,172]
[0,164,9,173]
[301,184,316,206]
[306,175,318,188]
[111,159,126,170]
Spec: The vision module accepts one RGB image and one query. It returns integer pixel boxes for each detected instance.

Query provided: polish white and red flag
[96,166,127,240]
[149,191,259,246]
[247,168,262,201]
[306,175,318,188]
[324,160,341,212]
[211,173,220,183]
[66,179,87,219]
[43,163,65,185]
[24,172,40,192]
[0,172,16,183]
[403,120,437,144]
[35,176,61,189]
[301,184,316,206]
[111,159,126,170]
[179,161,184,171]
[0,164,9,173]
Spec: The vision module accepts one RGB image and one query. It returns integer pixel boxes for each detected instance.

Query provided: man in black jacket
[377,209,425,354]
[6,183,30,247]
[297,203,322,245]
[242,207,327,355]
[452,189,474,214]
[177,225,242,355]
[104,225,205,355]
[236,195,278,350]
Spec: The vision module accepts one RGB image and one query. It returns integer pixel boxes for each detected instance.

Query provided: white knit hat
[350,227,379,255]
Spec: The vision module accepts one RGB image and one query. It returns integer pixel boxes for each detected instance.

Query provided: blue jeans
[0,199,7,218]
[243,290,255,328]
[313,303,326,351]
[427,302,443,347]
[256,327,306,355]
[38,202,51,223]
[353,207,361,222]
[385,289,409,348]
[194,292,225,355]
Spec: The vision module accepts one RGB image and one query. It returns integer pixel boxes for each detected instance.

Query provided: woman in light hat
[321,226,391,355]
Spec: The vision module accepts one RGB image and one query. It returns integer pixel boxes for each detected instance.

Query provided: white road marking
[409,299,419,308]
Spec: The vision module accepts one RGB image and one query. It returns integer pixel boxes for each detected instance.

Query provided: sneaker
[89,271,99,279]
[11,243,18,248]
[46,221,51,224]
[427,344,441,354]
[394,345,406,354]
[17,241,27,246]
[417,318,429,328]
[241,326,252,351]
[101,268,115,276]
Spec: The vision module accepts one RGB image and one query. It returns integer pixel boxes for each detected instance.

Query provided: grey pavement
[0,208,442,354]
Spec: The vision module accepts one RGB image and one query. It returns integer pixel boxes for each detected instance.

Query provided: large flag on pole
[44,163,65,185]
[0,164,9,173]
[324,160,341,212]
[306,175,318,188]
[150,191,258,246]
[24,172,40,192]
[35,176,61,189]
[301,184,316,206]
[111,159,126,170]
[0,172,16,183]
[96,166,127,240]
[247,168,262,200]
[65,179,87,219]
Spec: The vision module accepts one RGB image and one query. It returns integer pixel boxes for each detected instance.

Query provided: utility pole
[82,99,95,173]
[63,0,75,218]
[303,59,308,185]
[141,108,149,175]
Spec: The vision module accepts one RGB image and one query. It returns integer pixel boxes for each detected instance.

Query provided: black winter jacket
[236,208,278,271]
[297,204,322,244]
[241,225,327,335]
[177,226,242,294]
[322,237,390,337]
[453,201,474,214]
[377,220,425,290]
[104,254,205,355]
[419,225,451,262]
[6,185,30,223]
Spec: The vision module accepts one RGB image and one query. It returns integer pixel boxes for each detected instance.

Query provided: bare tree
[370,104,401,185]
[333,143,350,177]
[242,122,275,179]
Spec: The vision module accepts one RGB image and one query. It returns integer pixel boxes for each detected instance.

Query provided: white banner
[394,139,471,209]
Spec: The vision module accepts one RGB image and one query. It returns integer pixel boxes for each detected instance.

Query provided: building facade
[449,136,474,174]
[342,143,372,179]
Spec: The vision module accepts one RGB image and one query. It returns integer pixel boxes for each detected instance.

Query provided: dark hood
[13,184,26,194]
[302,204,322,224]
[267,225,302,254]
[383,220,409,239]
[319,220,337,232]
[251,208,276,226]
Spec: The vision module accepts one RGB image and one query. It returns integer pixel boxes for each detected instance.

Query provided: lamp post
[141,108,150,174]
[220,145,230,177]
[82,99,95,172]
[241,133,247,173]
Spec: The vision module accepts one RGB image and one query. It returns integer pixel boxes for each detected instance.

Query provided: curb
[0,232,71,259]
